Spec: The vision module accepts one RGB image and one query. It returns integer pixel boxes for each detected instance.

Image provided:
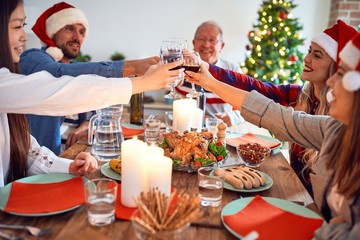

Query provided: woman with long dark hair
[0,0,182,187]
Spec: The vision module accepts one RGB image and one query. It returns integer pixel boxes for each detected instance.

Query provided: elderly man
[19,2,159,154]
[176,20,243,126]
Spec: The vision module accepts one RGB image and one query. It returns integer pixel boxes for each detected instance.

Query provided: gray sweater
[241,90,360,239]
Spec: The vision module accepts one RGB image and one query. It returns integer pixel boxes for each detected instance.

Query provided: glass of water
[197,166,225,207]
[85,178,118,226]
[205,117,222,136]
[164,111,173,133]
[144,119,161,145]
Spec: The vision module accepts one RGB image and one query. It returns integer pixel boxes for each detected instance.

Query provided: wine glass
[183,51,203,98]
[160,40,184,99]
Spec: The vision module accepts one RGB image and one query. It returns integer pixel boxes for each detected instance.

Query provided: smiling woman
[0,0,182,187]
[183,32,360,238]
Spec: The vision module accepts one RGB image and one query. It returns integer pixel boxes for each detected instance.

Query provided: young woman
[201,20,357,196]
[0,0,182,187]
[185,33,360,238]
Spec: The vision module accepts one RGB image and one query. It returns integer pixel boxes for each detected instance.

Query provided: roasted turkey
[164,130,216,164]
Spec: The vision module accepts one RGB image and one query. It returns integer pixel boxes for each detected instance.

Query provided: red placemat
[223,195,323,240]
[4,177,84,214]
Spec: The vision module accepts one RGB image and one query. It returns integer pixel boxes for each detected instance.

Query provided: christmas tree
[241,0,305,85]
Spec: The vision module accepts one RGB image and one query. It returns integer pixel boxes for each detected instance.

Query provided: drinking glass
[197,166,225,207]
[205,117,222,136]
[160,40,184,99]
[164,111,173,132]
[84,178,118,226]
[143,119,161,145]
[183,51,202,98]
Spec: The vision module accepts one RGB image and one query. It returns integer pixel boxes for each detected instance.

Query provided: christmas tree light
[243,0,305,84]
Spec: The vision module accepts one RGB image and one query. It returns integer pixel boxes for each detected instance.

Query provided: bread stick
[224,168,253,189]
[233,167,260,188]
[215,168,244,189]
[236,165,267,186]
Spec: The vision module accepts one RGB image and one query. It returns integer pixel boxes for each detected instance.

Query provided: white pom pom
[45,46,64,62]
[343,71,360,92]
[326,90,334,104]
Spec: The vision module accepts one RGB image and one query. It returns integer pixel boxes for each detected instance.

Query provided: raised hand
[123,56,161,77]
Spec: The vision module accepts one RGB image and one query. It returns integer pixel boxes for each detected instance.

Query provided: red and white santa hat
[311,20,358,69]
[339,33,360,92]
[32,2,89,61]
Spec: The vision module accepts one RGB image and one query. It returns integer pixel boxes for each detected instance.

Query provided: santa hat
[311,20,357,69]
[339,33,360,92]
[32,2,89,61]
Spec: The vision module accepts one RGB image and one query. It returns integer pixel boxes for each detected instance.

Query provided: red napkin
[223,195,323,240]
[4,176,85,214]
[121,125,144,138]
[115,185,137,220]
[115,185,177,220]
[226,133,281,149]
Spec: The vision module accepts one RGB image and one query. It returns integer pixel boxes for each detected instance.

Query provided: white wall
[23,0,331,101]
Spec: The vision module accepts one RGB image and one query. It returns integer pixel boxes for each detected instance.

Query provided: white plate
[0,173,87,217]
[226,133,282,152]
[220,168,273,193]
[100,162,121,181]
[221,197,323,239]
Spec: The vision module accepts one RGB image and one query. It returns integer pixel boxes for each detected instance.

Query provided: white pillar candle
[121,138,148,207]
[147,155,172,197]
[173,99,197,132]
[191,108,203,132]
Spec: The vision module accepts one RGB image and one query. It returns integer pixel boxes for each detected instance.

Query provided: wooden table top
[0,124,319,240]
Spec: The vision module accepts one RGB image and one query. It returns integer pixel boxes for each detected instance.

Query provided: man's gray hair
[194,20,224,41]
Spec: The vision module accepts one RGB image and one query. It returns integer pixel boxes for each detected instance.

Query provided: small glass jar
[131,210,190,240]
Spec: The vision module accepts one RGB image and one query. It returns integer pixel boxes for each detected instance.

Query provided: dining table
[0,121,320,240]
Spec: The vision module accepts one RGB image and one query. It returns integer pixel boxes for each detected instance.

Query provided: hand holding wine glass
[183,51,202,98]
[160,40,184,99]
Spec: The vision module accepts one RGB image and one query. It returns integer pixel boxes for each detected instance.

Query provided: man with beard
[19,2,159,154]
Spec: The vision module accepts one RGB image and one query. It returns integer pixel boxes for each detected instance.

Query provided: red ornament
[267,30,271,36]
[289,55,299,62]
[279,11,288,19]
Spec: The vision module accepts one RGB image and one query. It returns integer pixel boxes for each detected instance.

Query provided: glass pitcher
[88,105,124,162]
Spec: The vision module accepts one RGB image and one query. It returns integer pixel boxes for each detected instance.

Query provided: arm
[185,65,335,150]
[19,49,124,77]
[27,136,97,175]
[19,48,160,78]
[209,64,302,106]
[1,60,181,115]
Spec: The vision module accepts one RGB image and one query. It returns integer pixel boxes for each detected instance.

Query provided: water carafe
[88,105,124,161]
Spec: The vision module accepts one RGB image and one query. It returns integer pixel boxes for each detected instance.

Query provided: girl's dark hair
[0,0,30,183]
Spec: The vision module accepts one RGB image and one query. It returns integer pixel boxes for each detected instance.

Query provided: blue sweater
[19,47,125,154]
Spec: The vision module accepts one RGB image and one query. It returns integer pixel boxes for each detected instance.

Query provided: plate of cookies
[213,165,273,192]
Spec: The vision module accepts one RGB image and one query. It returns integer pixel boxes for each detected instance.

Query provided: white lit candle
[173,98,197,132]
[147,155,172,197]
[192,108,203,132]
[121,137,148,207]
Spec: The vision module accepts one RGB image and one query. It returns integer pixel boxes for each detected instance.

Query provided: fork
[0,224,52,237]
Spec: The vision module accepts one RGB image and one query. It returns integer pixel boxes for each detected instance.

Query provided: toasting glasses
[160,39,187,99]
[183,51,203,98]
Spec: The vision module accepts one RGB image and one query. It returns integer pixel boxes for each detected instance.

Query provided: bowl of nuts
[237,143,270,168]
